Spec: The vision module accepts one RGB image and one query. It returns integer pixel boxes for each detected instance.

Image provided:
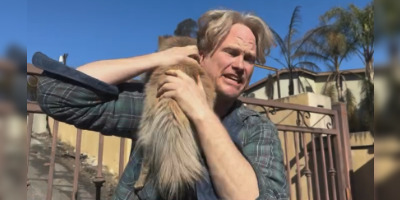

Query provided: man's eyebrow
[222,46,240,52]
[223,46,256,57]
[245,52,256,59]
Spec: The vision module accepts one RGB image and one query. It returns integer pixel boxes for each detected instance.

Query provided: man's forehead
[227,24,256,53]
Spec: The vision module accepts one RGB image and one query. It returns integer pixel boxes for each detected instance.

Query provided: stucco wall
[350,131,374,200]
[32,113,132,176]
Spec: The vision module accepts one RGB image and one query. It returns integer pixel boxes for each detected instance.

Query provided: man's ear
[199,52,205,62]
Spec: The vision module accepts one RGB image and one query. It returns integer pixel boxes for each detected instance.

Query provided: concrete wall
[314,73,364,106]
[273,73,303,99]
[248,71,369,108]
[252,84,268,99]
[32,113,132,176]
[375,135,400,200]
[349,131,374,200]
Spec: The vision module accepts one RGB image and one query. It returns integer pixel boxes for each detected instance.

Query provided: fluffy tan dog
[134,36,215,199]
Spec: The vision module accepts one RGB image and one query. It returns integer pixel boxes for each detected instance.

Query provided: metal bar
[332,112,347,200]
[72,129,82,200]
[327,135,337,200]
[97,135,104,178]
[119,138,125,178]
[319,135,330,200]
[0,119,4,193]
[276,124,337,135]
[27,102,43,113]
[239,97,337,115]
[27,63,43,75]
[332,103,353,200]
[301,133,313,200]
[294,132,302,200]
[46,120,58,200]
[311,134,321,200]
[93,134,106,200]
[26,113,34,178]
[254,63,279,71]
[283,131,293,200]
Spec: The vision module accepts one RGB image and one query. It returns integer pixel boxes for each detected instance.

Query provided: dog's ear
[158,36,167,51]
[189,54,200,64]
[158,36,197,51]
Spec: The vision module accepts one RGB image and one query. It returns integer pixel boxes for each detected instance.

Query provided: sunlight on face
[201,24,256,101]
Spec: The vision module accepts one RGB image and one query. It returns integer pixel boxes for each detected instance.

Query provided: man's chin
[216,88,242,101]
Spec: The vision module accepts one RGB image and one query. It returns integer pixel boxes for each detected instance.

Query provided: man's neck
[214,96,236,119]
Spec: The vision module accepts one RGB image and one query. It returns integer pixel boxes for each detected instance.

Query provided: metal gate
[26,64,353,200]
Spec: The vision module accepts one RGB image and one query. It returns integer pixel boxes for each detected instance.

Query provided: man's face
[200,23,256,101]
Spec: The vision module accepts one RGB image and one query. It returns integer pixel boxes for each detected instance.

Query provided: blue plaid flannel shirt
[37,68,288,200]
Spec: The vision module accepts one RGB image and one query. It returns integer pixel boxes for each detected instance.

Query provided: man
[36,9,288,200]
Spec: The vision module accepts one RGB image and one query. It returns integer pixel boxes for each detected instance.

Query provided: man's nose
[232,56,245,73]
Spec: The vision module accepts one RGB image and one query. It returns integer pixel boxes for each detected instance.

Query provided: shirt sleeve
[37,73,144,139]
[241,117,289,200]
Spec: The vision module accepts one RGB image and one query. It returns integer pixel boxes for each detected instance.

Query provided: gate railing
[240,97,352,200]
[27,63,352,200]
[27,63,128,200]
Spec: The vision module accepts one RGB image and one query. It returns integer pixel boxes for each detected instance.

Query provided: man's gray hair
[197,9,274,64]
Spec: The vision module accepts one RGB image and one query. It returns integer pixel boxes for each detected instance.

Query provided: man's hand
[157,69,212,122]
[157,45,200,68]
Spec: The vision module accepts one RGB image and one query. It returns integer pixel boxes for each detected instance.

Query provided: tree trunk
[365,56,374,83]
[289,68,294,95]
[336,74,344,102]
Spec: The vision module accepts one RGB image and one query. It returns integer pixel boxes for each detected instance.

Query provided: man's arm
[35,45,199,136]
[77,46,199,84]
[194,109,288,200]
[194,111,260,199]
[241,116,289,200]
[37,75,144,138]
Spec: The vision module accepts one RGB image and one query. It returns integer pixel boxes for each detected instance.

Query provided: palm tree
[320,3,374,133]
[270,6,320,96]
[320,3,374,83]
[301,27,357,102]
[300,28,359,131]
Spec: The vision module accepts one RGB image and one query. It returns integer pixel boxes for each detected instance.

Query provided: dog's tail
[136,98,204,199]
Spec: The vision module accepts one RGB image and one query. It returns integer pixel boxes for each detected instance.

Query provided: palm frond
[344,88,360,132]
[345,89,357,116]
[270,28,290,63]
[294,25,329,54]
[359,78,374,132]
[297,51,331,63]
[269,56,287,68]
[323,83,336,103]
[295,61,321,72]
[288,6,302,44]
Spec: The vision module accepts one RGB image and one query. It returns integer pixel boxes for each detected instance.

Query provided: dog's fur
[134,36,215,199]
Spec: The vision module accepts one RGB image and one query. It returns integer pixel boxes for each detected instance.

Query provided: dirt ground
[27,131,118,200]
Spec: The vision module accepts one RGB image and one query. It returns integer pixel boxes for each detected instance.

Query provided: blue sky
[1,0,375,84]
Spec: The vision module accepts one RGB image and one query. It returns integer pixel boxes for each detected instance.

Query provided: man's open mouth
[223,74,243,84]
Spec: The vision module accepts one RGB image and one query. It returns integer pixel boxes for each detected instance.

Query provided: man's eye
[225,49,239,57]
[245,55,256,64]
